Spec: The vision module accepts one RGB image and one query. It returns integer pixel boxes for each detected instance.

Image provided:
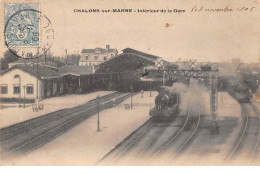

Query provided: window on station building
[26,85,34,94]
[14,74,21,79]
[85,56,89,60]
[94,55,98,60]
[0,85,8,94]
[13,85,20,94]
[104,56,107,61]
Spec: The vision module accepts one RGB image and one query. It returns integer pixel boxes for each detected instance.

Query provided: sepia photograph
[0,0,259,166]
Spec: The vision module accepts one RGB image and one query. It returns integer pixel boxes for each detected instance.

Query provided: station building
[0,64,93,102]
[0,47,176,101]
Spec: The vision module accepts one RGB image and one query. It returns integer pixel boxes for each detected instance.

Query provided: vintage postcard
[0,0,259,166]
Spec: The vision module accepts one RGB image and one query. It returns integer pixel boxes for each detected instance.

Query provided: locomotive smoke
[171,79,208,116]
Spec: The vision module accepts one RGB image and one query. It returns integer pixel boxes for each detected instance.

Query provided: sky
[0,0,260,63]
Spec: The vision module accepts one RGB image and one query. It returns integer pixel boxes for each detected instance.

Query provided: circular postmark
[4,9,54,59]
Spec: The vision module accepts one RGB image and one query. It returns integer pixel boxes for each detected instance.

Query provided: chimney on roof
[106,45,110,50]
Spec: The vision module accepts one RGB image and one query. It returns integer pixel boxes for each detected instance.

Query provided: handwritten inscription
[73,6,255,14]
[191,5,255,12]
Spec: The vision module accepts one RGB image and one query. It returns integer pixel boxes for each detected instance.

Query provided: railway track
[114,122,155,162]
[0,92,136,161]
[96,119,153,164]
[248,104,260,164]
[146,104,201,165]
[0,92,122,142]
[115,120,179,163]
[226,105,249,161]
[135,123,176,161]
[169,105,201,162]
[98,106,194,165]
[226,103,260,164]
[98,115,187,165]
[146,107,192,162]
[98,102,203,166]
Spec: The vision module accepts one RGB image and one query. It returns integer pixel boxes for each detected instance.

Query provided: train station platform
[0,91,114,129]
[6,91,157,165]
[1,89,245,165]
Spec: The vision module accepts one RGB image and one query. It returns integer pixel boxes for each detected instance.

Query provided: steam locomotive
[219,75,253,103]
[227,82,252,103]
[149,86,181,122]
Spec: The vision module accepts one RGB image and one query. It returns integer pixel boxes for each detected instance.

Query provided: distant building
[79,45,118,66]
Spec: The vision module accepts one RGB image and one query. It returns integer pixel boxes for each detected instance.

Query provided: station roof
[59,65,93,76]
[0,64,60,79]
[122,48,160,61]
[1,64,94,79]
[96,53,155,74]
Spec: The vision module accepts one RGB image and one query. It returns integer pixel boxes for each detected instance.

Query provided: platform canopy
[96,52,156,74]
[95,48,178,82]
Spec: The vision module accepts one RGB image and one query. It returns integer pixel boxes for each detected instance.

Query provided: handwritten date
[191,5,255,12]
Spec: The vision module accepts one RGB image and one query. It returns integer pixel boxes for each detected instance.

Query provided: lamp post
[130,85,133,109]
[19,78,21,107]
[23,85,26,108]
[36,47,39,100]
[162,65,165,86]
[149,81,152,97]
[14,75,21,107]
[96,95,100,132]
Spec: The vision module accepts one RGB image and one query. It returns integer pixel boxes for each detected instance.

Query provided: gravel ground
[2,90,258,166]
[0,91,114,129]
[4,91,157,166]
[170,92,247,165]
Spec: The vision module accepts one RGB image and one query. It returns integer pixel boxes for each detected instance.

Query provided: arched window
[13,74,21,94]
[14,74,21,79]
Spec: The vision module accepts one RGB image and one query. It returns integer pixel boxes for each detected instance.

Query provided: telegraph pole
[44,48,47,65]
[65,49,68,65]
[130,85,133,109]
[162,65,165,86]
[97,95,100,132]
[149,81,152,97]
[36,47,39,99]
[23,85,26,108]
[210,70,219,135]
[19,77,21,107]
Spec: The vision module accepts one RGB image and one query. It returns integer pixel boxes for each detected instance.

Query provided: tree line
[0,50,81,70]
